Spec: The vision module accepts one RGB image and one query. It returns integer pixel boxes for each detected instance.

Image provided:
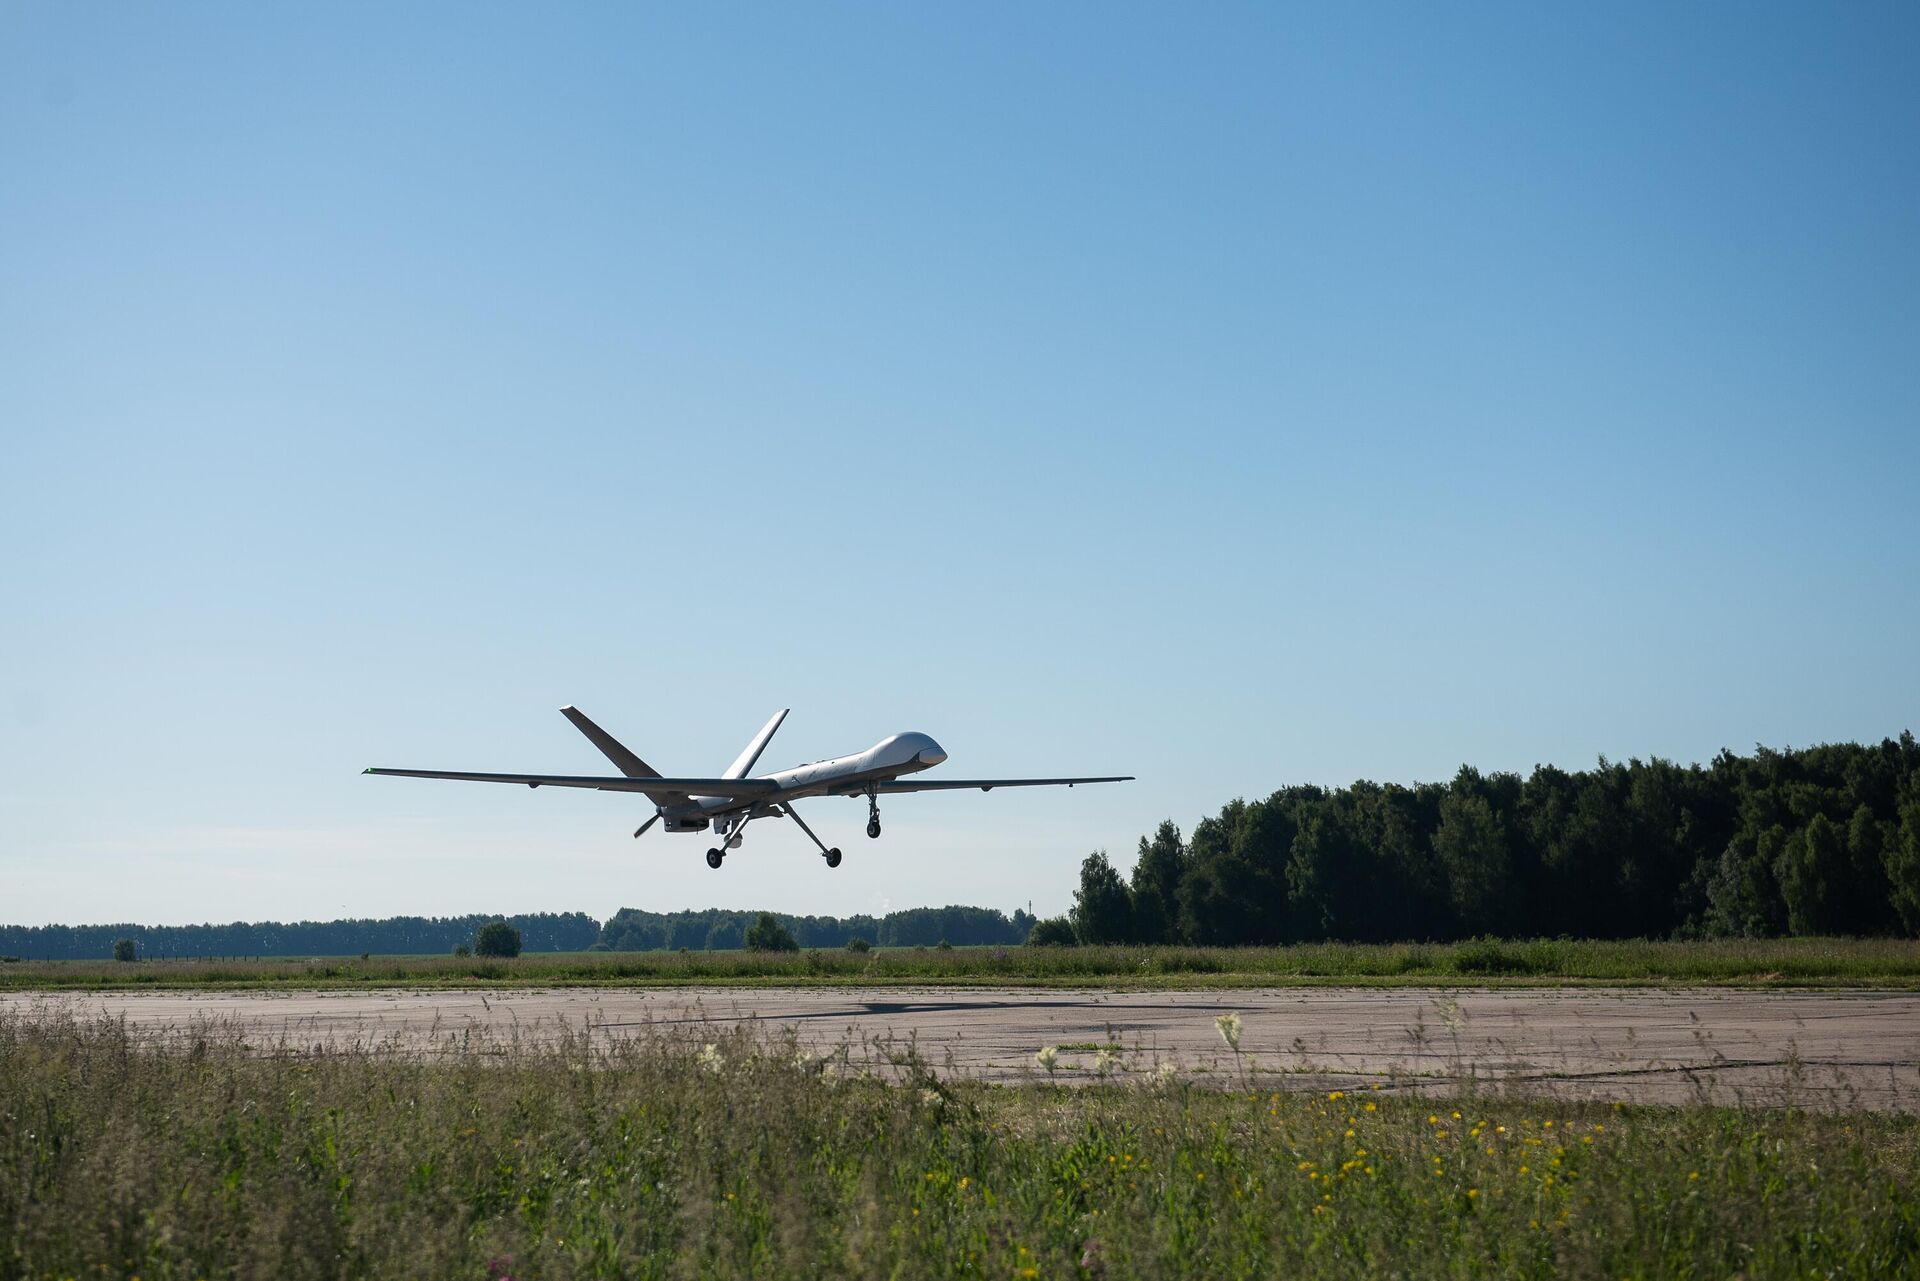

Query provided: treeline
[597,905,1036,952]
[1063,734,1920,945]
[0,905,1040,960]
[0,913,601,961]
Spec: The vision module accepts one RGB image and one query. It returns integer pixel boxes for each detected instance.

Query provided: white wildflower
[1034,1045,1060,1073]
[1215,1012,1243,1051]
[698,1042,724,1074]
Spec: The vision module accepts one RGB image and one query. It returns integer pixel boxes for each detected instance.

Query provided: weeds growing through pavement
[1,1011,1916,1279]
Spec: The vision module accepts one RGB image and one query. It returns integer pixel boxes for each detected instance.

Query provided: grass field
[2,1011,1915,1280]
[4,936,1918,991]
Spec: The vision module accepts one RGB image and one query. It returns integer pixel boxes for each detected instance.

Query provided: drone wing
[364,768,778,801]
[861,776,1133,794]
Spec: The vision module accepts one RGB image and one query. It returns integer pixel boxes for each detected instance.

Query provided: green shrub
[1027,917,1078,946]
[744,912,798,953]
[112,938,136,963]
[473,920,522,959]
[845,936,871,953]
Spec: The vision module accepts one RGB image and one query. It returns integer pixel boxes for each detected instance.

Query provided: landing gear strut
[866,789,882,840]
[783,805,844,870]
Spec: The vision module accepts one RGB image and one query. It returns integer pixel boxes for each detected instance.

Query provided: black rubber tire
[825,848,842,868]
[705,848,723,869]
[866,820,881,839]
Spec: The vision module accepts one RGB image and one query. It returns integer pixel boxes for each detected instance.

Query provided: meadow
[3,936,1918,991]
[1,1011,1915,1279]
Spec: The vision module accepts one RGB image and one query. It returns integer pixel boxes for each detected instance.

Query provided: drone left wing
[364,768,778,800]
[862,776,1133,794]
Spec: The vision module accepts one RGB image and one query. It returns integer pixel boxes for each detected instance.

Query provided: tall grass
[1,1013,1915,1279]
[5,936,1919,990]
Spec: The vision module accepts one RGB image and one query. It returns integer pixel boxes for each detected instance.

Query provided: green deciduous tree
[1706,826,1789,937]
[1177,798,1292,945]
[1777,812,1844,935]
[1432,775,1512,935]
[1886,785,1920,935]
[112,938,136,963]
[704,918,744,951]
[1026,917,1077,946]
[744,912,798,952]
[1129,820,1187,944]
[473,920,522,958]
[1842,804,1898,935]
[1070,851,1134,944]
[1286,803,1366,940]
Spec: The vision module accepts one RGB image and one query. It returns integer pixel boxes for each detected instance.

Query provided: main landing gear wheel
[824,848,842,869]
[866,819,881,840]
[705,848,724,869]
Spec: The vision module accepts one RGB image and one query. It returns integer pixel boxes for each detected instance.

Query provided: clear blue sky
[3,4,1916,928]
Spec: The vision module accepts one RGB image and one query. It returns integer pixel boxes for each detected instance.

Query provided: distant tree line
[0,905,1041,960]
[596,904,1036,952]
[1057,734,1920,945]
[0,912,600,961]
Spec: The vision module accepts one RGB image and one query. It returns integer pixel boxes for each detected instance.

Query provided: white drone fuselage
[658,732,947,832]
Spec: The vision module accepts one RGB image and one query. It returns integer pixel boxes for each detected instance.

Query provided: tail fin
[559,706,661,779]
[724,709,789,778]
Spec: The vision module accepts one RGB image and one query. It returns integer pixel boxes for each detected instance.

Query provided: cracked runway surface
[8,986,1916,1110]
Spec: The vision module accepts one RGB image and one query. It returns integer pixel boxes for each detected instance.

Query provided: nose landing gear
[865,790,882,839]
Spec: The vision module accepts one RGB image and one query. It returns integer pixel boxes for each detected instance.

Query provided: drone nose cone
[916,743,948,766]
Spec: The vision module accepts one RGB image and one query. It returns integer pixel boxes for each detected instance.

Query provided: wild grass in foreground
[5,936,1920,991]
[1,1015,1916,1280]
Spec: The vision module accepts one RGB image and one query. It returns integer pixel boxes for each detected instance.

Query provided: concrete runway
[8,986,1917,1110]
